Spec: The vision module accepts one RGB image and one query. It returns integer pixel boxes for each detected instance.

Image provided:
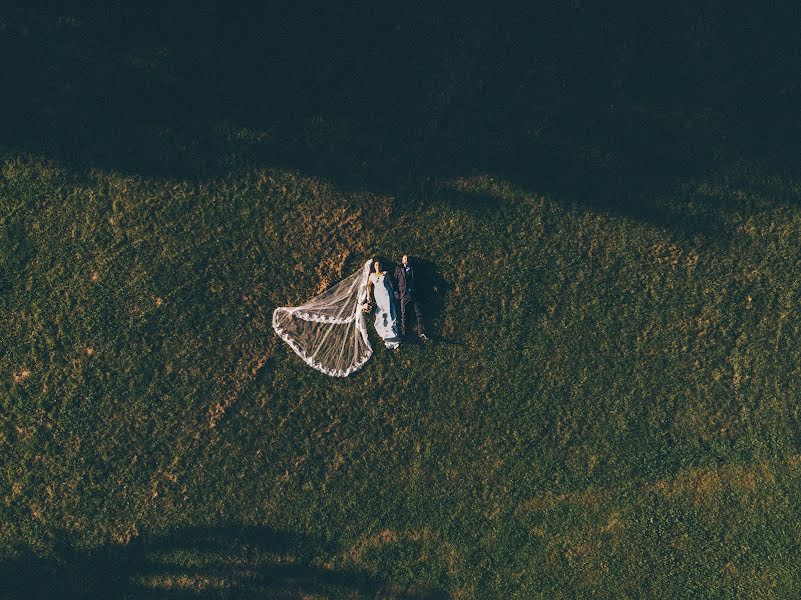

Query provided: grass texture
[2,4,801,598]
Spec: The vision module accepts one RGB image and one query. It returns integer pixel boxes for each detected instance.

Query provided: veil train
[273,260,373,377]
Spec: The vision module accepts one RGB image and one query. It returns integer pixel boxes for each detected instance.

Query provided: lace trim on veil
[272,260,374,377]
[272,314,371,377]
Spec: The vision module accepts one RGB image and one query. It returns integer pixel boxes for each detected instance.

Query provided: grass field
[3,4,801,598]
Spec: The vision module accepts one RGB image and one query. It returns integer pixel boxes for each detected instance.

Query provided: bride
[361,258,402,350]
[272,258,400,377]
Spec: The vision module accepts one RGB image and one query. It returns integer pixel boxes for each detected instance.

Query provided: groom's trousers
[399,293,426,337]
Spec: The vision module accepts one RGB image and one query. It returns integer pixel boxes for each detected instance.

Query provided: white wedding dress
[365,270,401,350]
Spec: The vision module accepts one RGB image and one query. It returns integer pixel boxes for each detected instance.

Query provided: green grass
[3,5,801,599]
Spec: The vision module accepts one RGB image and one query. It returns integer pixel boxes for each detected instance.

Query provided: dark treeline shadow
[0,525,448,599]
[1,3,800,239]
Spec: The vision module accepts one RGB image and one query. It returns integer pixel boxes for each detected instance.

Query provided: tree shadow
[1,4,800,241]
[0,525,448,599]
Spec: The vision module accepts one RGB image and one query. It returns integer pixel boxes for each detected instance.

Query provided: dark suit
[394,263,426,337]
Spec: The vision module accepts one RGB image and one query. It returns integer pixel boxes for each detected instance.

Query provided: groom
[394,255,429,341]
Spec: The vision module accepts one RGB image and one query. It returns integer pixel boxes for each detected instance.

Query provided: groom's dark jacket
[394,263,418,298]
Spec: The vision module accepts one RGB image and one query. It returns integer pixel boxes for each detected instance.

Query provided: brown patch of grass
[314,249,353,294]
[645,461,776,508]
[344,527,446,570]
[695,316,711,337]
[15,425,33,441]
[451,586,476,600]
[440,174,531,204]
[346,529,399,561]
[786,454,801,471]
[675,469,723,507]
[290,196,366,294]
[650,238,702,274]
[437,541,462,575]
[249,353,270,376]
[113,523,140,546]
[650,241,683,269]
[12,369,31,383]
[139,574,228,592]
[515,486,609,515]
[163,458,180,484]
[601,511,624,536]
[516,491,570,513]
[406,529,431,543]
[207,402,226,429]
[85,347,94,356]
[737,220,756,236]
[725,462,775,493]
[377,529,398,544]
[484,504,502,520]
[685,249,699,271]
[671,532,690,551]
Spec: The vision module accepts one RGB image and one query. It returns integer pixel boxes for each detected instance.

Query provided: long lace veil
[273,259,373,377]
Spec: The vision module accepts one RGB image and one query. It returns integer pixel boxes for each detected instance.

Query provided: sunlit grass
[3,143,801,598]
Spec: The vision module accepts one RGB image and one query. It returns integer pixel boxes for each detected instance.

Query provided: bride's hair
[372,257,382,273]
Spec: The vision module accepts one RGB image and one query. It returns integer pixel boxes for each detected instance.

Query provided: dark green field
[3,4,801,598]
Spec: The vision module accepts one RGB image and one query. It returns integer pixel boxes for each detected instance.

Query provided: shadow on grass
[0,525,447,599]
[1,4,800,242]
[407,257,458,346]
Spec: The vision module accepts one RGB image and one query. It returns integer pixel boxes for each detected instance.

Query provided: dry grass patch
[650,238,701,272]
[137,574,230,593]
[645,461,776,508]
[343,527,456,573]
[601,510,624,535]
[14,425,33,441]
[786,454,801,471]
[291,197,367,294]
[113,523,140,546]
[451,586,476,600]
[346,529,400,562]
[650,241,683,269]
[515,487,610,515]
[12,369,31,383]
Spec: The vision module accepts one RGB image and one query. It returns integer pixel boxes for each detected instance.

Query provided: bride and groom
[272,255,429,377]
[361,255,428,350]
